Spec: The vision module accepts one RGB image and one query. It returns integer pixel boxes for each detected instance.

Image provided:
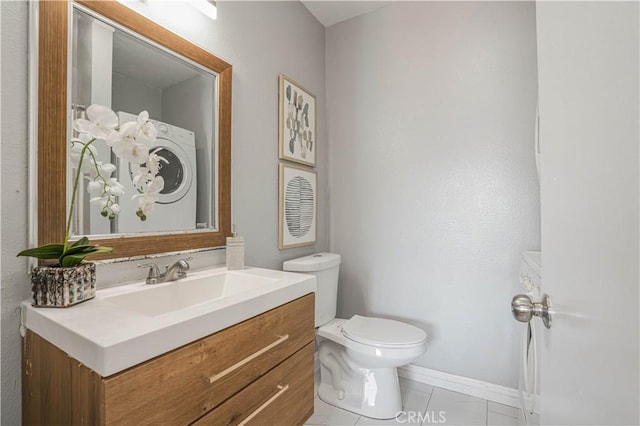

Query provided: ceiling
[301,1,392,27]
[113,31,201,90]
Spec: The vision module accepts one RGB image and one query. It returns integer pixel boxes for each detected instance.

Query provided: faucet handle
[177,257,192,276]
[138,263,161,284]
[171,257,192,270]
[165,256,192,270]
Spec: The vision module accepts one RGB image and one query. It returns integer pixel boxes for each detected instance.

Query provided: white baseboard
[398,364,521,409]
[314,352,521,409]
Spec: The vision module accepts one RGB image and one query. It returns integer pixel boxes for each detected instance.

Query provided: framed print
[279,163,317,249]
[279,75,316,167]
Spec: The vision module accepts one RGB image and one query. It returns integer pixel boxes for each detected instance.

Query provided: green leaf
[59,246,113,267]
[17,244,64,259]
[63,244,99,256]
[87,246,113,256]
[70,237,89,248]
[60,255,86,267]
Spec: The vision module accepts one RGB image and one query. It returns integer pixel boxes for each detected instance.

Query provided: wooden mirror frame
[38,0,232,259]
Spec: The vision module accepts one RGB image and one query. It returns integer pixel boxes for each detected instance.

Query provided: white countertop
[21,266,316,377]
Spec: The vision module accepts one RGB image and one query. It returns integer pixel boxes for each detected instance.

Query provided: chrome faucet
[138,257,192,285]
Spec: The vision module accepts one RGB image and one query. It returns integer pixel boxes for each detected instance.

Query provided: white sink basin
[105,271,279,317]
[21,266,316,376]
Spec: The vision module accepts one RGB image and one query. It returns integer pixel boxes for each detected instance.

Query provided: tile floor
[306,374,523,426]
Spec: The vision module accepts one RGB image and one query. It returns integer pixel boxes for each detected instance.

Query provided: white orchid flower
[132,175,164,220]
[108,184,125,197]
[118,121,139,142]
[88,185,121,219]
[99,163,116,174]
[107,178,125,192]
[105,128,123,147]
[68,104,164,225]
[70,136,98,172]
[136,196,158,219]
[132,175,163,198]
[108,120,151,164]
[70,132,94,147]
[122,143,150,165]
[137,121,157,146]
[86,180,102,193]
[146,151,168,176]
[131,166,155,191]
[73,104,118,140]
[131,168,147,190]
[89,196,107,207]
[146,175,164,195]
[106,121,135,149]
[137,111,149,126]
[111,143,147,165]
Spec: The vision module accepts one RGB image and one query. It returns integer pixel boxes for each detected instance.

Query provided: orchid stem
[64,139,96,253]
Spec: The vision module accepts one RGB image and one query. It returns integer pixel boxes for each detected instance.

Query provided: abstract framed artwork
[279,75,316,167]
[279,162,317,249]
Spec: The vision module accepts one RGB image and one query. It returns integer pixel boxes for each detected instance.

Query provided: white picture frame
[278,162,317,249]
[278,75,317,167]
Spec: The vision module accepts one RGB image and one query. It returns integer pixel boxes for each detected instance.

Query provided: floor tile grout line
[486,402,522,419]
[421,386,437,426]
[315,381,504,426]
[485,399,489,426]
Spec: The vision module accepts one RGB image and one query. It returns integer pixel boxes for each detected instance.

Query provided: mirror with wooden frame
[36,0,231,259]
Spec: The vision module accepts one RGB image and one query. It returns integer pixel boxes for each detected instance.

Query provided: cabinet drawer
[192,342,314,426]
[102,294,314,426]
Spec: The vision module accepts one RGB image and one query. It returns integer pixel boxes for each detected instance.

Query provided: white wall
[0,2,326,424]
[326,1,540,388]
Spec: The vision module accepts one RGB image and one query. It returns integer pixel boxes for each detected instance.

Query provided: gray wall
[0,2,326,424]
[326,1,540,388]
[162,75,215,227]
[122,0,329,269]
[536,2,639,423]
[112,73,164,121]
[1,0,540,421]
[1,2,30,423]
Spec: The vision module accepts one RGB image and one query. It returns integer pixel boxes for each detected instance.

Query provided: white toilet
[283,253,427,419]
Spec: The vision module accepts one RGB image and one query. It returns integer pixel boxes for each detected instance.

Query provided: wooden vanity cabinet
[23,294,315,426]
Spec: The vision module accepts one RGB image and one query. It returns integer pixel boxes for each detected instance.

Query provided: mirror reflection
[70,7,217,237]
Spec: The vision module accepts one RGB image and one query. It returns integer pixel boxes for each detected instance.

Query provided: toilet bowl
[283,253,427,419]
[317,316,427,419]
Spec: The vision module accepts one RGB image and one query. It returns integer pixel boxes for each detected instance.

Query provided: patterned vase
[31,263,96,307]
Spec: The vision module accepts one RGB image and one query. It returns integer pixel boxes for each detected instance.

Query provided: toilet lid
[341,315,427,348]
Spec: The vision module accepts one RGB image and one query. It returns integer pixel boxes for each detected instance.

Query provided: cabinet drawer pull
[238,384,290,426]
[206,334,290,384]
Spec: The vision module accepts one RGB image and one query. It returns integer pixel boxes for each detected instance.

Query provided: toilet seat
[341,315,427,348]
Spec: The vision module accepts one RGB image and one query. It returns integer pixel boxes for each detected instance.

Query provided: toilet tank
[283,253,341,327]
